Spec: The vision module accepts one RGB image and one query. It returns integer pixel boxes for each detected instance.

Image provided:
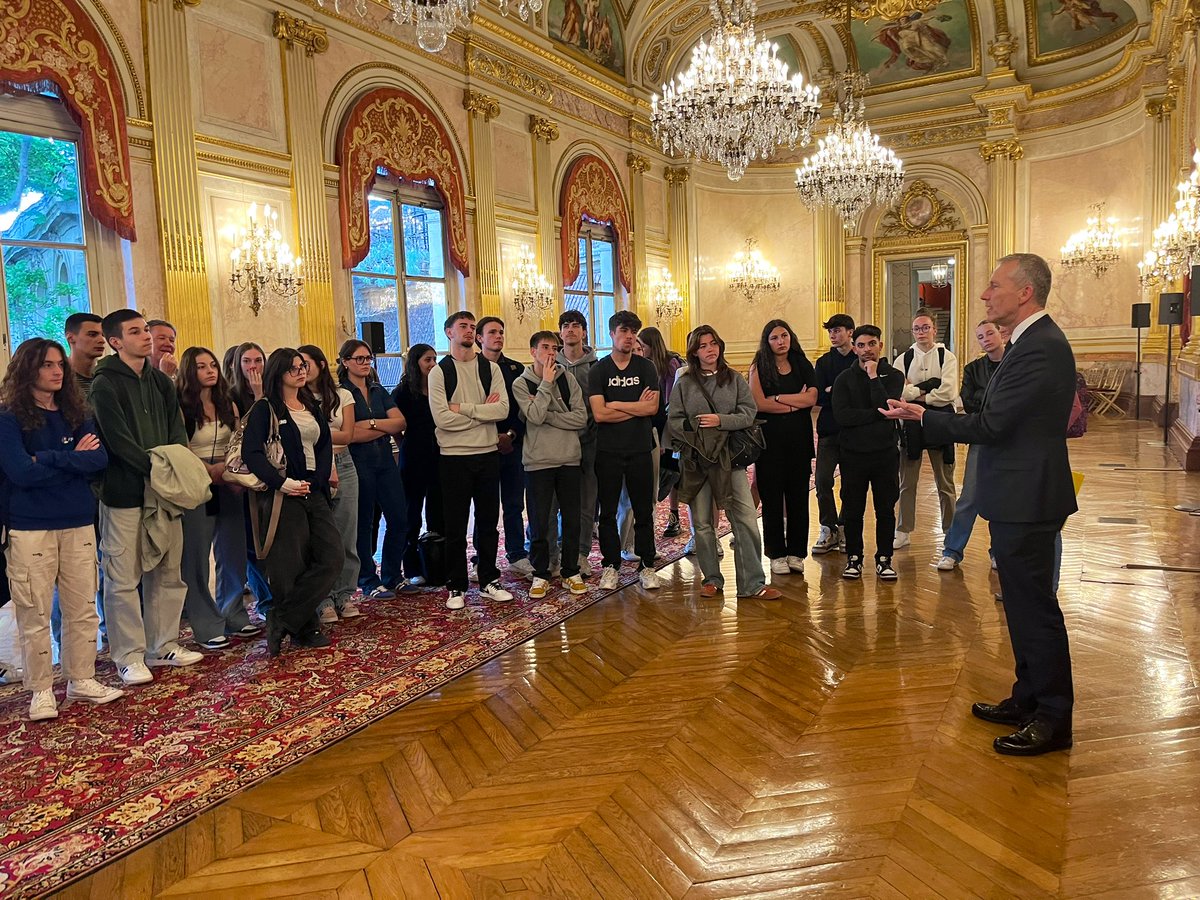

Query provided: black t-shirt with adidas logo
[589,354,659,454]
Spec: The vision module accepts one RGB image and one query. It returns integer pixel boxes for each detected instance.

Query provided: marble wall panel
[644,175,666,237]
[495,125,535,207]
[127,160,166,320]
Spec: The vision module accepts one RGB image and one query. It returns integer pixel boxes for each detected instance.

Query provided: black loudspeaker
[360,320,386,354]
[1131,303,1151,328]
[1159,292,1185,326]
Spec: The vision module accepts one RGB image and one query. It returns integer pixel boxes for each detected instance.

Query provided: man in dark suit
[881,253,1077,756]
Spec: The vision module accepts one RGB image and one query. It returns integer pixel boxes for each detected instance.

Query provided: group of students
[0,299,1017,723]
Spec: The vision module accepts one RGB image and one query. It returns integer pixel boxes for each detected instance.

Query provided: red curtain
[559,154,634,293]
[337,87,469,275]
[0,0,136,240]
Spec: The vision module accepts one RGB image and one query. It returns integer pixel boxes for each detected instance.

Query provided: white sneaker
[0,662,24,685]
[621,549,640,563]
[66,679,125,705]
[529,577,549,599]
[319,605,339,625]
[119,661,153,685]
[29,690,58,721]
[483,581,514,603]
[599,566,620,590]
[446,591,466,610]
[147,645,204,667]
[786,556,805,574]
[564,575,587,595]
[468,565,479,584]
[770,557,790,575]
[812,526,839,554]
[578,556,594,578]
[893,531,911,549]
[934,555,959,571]
[639,568,661,590]
[339,601,363,619]
[509,558,535,578]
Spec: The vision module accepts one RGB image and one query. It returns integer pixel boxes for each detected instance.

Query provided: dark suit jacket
[922,314,1077,524]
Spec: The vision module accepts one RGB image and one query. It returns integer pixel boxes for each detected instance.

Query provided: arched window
[565,216,618,351]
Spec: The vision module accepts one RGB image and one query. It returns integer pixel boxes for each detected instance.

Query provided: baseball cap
[822,313,855,330]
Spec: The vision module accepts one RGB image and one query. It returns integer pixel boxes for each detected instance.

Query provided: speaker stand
[1165,323,1175,445]
[1135,324,1143,419]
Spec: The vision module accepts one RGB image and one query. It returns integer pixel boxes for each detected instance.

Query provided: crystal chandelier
[652,268,685,321]
[930,259,952,288]
[316,0,542,54]
[1139,153,1200,290]
[651,0,821,182]
[510,246,554,322]
[228,203,304,318]
[795,69,904,229]
[726,238,780,301]
[1060,202,1120,278]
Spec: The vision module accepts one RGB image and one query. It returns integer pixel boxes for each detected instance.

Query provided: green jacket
[90,355,187,508]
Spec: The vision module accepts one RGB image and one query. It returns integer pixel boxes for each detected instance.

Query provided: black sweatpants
[757,448,812,559]
[262,492,342,635]
[439,452,501,592]
[526,465,581,580]
[839,448,900,561]
[595,449,656,569]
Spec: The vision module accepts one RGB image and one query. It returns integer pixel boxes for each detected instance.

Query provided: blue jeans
[942,446,985,563]
[483,444,527,563]
[354,449,408,590]
[691,471,765,597]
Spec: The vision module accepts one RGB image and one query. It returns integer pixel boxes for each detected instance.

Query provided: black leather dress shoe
[295,630,332,649]
[971,698,1033,727]
[994,719,1072,756]
[266,611,285,658]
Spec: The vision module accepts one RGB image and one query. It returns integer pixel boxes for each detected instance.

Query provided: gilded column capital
[1146,94,1177,120]
[273,11,329,55]
[528,114,559,143]
[987,32,1017,69]
[980,138,1023,162]
[464,89,500,122]
[627,153,650,174]
[663,165,690,185]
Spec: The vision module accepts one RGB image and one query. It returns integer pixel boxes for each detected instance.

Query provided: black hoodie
[831,358,904,455]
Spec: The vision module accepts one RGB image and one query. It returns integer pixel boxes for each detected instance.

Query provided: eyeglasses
[288,362,310,376]
[345,355,374,365]
[912,324,934,333]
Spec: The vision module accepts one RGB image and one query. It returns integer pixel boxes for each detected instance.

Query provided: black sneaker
[842,555,863,580]
[876,557,897,580]
[662,511,681,538]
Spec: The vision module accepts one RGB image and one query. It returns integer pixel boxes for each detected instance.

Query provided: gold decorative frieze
[463,89,500,121]
[629,118,656,150]
[273,11,329,55]
[821,0,942,21]
[988,106,1013,126]
[528,115,559,143]
[885,121,985,150]
[195,150,290,180]
[150,0,201,8]
[663,166,690,185]
[627,153,650,174]
[980,138,1024,162]
[467,47,553,103]
[878,180,962,237]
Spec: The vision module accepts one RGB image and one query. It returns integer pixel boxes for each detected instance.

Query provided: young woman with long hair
[224,340,271,612]
[338,339,409,598]
[0,339,123,720]
[391,343,443,584]
[241,348,342,656]
[749,319,818,576]
[299,344,360,622]
[667,326,779,601]
[176,347,260,651]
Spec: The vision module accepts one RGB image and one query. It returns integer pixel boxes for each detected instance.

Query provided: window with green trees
[0,130,92,351]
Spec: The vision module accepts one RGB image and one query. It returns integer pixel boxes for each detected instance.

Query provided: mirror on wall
[883,255,957,357]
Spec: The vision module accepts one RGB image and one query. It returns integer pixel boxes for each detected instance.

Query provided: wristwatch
[369,418,377,430]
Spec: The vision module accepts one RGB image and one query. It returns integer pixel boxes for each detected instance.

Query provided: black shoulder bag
[693,376,765,470]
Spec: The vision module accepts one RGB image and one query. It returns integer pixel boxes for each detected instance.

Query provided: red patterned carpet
[0,505,730,898]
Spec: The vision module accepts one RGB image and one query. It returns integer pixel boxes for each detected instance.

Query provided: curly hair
[178,347,238,435]
[0,338,87,431]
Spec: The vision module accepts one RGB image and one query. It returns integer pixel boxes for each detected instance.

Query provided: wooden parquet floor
[58,421,1200,899]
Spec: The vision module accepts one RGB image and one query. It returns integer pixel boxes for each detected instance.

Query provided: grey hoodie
[514,366,587,471]
[556,344,598,439]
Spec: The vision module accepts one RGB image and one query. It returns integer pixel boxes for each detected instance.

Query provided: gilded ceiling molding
[878,180,962,237]
[627,152,650,173]
[90,0,146,118]
[988,33,1018,70]
[528,114,560,143]
[663,165,689,185]
[195,150,290,180]
[628,117,656,149]
[885,120,986,150]
[819,0,942,20]
[463,88,501,121]
[467,46,554,102]
[1023,0,1139,65]
[0,0,137,239]
[273,10,329,55]
[195,133,292,162]
[979,138,1024,162]
[990,0,1009,33]
[149,0,201,8]
[338,87,470,275]
[798,22,834,72]
[560,154,635,292]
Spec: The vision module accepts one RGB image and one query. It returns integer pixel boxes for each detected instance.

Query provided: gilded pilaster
[465,90,502,318]
[627,153,650,324]
[979,137,1023,269]
[275,11,334,351]
[1145,87,1178,354]
[664,165,692,350]
[146,0,211,348]
[815,207,846,352]
[528,115,560,329]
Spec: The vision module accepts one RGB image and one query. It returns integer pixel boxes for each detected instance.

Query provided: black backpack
[524,373,572,409]
[901,345,945,374]
[438,354,492,400]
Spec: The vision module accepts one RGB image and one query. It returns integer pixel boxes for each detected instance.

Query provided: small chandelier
[651,0,821,182]
[316,0,542,54]
[510,246,554,322]
[930,259,952,288]
[1139,153,1200,291]
[652,268,685,321]
[795,70,904,229]
[228,203,304,318]
[726,238,780,301]
[1060,202,1121,278]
